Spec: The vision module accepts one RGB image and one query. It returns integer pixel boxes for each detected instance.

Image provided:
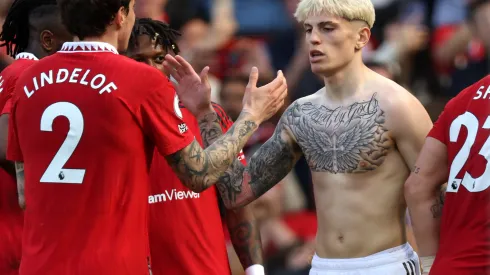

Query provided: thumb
[200,66,210,85]
[247,67,259,88]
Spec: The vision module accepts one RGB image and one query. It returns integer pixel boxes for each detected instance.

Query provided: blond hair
[294,0,376,29]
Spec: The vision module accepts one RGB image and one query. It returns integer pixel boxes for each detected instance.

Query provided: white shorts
[310,243,420,275]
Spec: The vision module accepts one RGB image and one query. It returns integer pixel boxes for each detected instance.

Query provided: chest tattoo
[285,93,393,173]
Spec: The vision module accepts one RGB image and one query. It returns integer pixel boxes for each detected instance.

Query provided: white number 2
[448,112,490,193]
[40,102,85,184]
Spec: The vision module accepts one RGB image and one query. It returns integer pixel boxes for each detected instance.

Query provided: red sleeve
[1,98,12,115]
[428,92,463,144]
[6,98,23,161]
[139,78,194,156]
[428,108,448,144]
[212,102,246,165]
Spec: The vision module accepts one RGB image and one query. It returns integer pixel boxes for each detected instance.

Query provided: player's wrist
[194,105,215,119]
[239,109,262,125]
[245,264,264,275]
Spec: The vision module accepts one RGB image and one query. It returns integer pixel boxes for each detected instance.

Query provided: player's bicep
[405,137,448,196]
[395,97,433,168]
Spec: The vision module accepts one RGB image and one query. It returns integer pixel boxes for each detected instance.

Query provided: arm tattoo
[229,220,263,268]
[199,112,222,147]
[217,106,302,208]
[166,112,257,192]
[413,165,420,174]
[430,184,446,218]
[15,162,25,209]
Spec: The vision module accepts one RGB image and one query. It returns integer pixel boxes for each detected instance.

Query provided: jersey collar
[15,52,39,61]
[59,42,118,55]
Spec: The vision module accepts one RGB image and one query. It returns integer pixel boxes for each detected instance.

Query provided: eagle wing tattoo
[287,102,385,173]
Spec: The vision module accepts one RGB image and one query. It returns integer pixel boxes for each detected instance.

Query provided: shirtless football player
[164,0,432,274]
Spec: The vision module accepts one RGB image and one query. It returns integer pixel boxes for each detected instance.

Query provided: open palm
[163,55,211,116]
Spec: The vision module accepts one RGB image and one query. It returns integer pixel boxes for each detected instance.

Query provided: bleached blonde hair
[294,0,376,29]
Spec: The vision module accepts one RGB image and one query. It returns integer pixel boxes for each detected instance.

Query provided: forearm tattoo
[199,112,222,147]
[166,112,257,192]
[431,184,446,218]
[229,221,263,268]
[216,107,301,207]
[286,93,392,173]
[15,162,25,209]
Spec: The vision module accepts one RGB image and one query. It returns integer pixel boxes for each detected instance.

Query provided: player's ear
[114,6,129,29]
[355,26,371,51]
[40,30,55,53]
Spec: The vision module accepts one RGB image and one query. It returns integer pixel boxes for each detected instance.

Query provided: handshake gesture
[163,54,288,125]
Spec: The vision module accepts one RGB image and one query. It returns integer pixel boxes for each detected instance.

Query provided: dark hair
[58,0,131,40]
[128,18,181,54]
[0,0,58,57]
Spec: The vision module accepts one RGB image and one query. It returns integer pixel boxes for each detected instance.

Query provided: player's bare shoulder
[372,72,432,137]
[284,86,394,174]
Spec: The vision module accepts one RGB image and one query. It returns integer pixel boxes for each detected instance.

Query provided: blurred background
[1,0,488,274]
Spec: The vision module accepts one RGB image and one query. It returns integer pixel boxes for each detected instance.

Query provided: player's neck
[322,57,367,102]
[24,42,45,59]
[81,33,119,51]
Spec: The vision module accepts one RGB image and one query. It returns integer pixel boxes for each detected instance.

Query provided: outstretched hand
[163,54,213,116]
[242,67,288,124]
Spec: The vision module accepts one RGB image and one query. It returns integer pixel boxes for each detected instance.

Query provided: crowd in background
[1,0,488,274]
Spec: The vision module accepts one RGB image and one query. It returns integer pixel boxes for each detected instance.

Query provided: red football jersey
[428,75,490,275]
[6,42,194,275]
[148,101,246,275]
[0,53,38,114]
[0,52,38,275]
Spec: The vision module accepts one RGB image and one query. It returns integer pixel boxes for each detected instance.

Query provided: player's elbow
[404,174,429,204]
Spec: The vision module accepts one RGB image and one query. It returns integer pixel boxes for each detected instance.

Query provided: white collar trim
[15,52,39,61]
[59,42,118,54]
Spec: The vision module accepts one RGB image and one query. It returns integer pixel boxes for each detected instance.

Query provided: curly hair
[128,18,181,54]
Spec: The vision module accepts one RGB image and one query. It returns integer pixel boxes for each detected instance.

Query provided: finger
[272,74,287,97]
[164,58,185,78]
[273,89,288,109]
[164,54,184,71]
[163,61,183,82]
[164,55,187,79]
[267,70,285,92]
[199,66,210,85]
[246,67,259,88]
[272,80,287,98]
[175,55,197,75]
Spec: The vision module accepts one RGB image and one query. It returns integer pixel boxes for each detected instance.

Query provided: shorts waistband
[311,243,416,270]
